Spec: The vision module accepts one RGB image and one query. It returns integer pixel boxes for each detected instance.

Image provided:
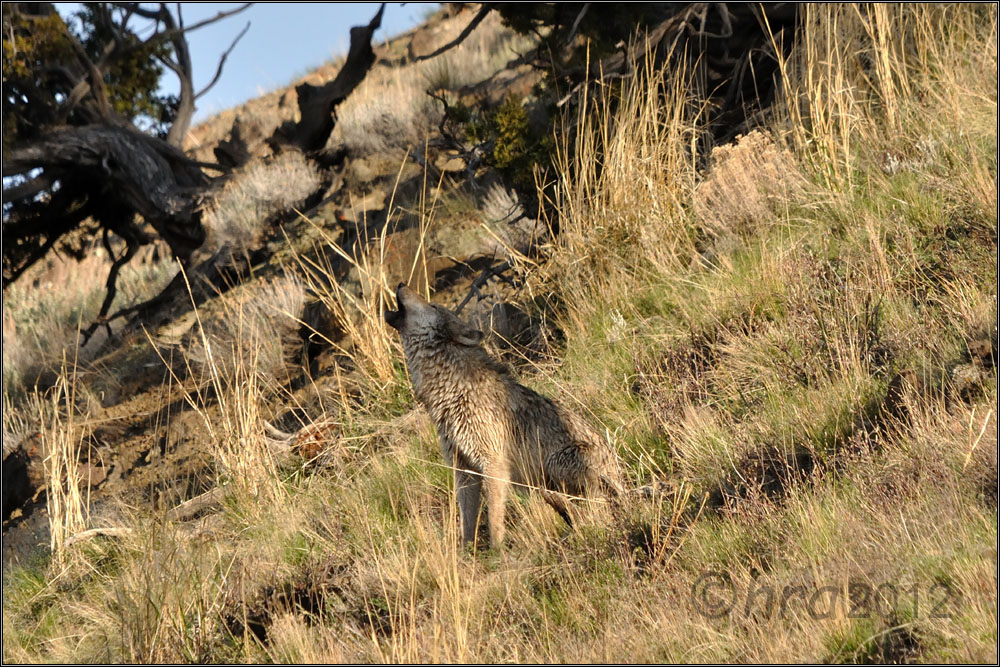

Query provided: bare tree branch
[454,259,513,316]
[196,21,250,100]
[715,3,734,38]
[110,2,252,58]
[3,173,56,203]
[2,198,95,288]
[74,0,250,146]
[118,3,135,33]
[2,2,252,300]
[155,3,196,146]
[564,2,591,46]
[80,228,144,345]
[60,29,117,123]
[413,3,493,62]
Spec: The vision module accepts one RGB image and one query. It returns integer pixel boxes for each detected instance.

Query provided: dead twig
[165,487,227,522]
[453,259,514,316]
[413,4,494,62]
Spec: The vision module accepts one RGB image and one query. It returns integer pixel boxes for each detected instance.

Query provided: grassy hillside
[3,4,996,663]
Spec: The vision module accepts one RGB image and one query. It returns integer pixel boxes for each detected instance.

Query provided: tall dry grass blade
[43,359,89,564]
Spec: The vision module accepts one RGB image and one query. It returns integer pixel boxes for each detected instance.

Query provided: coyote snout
[385,283,622,548]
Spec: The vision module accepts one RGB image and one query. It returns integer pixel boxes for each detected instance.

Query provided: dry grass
[183,274,307,388]
[543,44,706,326]
[2,241,176,391]
[291,216,404,395]
[40,369,90,565]
[165,272,307,504]
[202,151,321,255]
[769,3,998,196]
[3,4,996,665]
[333,11,535,157]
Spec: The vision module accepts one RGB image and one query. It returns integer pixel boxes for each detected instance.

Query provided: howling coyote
[385,283,623,548]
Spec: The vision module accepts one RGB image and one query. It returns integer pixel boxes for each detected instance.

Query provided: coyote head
[384,283,483,347]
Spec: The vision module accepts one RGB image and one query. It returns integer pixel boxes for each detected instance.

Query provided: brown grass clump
[40,371,90,564]
[2,4,995,665]
[203,151,321,255]
[692,130,807,241]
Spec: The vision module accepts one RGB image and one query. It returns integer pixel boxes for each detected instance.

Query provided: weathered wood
[214,116,255,169]
[269,4,385,153]
[2,1,249,293]
[5,124,207,261]
[164,487,226,522]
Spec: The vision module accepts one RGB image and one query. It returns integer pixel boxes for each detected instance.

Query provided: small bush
[203,152,320,255]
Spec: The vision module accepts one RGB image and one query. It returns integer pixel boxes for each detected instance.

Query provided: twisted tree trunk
[5,124,208,262]
[269,4,385,153]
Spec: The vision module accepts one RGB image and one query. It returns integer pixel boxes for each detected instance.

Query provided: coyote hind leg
[455,466,483,547]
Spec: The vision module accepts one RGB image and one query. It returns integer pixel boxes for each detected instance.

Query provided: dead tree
[2,3,250,291]
[3,3,387,337]
[268,4,385,154]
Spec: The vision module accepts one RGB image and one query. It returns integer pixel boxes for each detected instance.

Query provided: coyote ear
[446,313,483,346]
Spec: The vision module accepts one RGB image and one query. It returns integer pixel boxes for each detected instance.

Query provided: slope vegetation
[3,4,996,663]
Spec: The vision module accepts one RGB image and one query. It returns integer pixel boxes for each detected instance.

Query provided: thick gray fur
[385,284,623,548]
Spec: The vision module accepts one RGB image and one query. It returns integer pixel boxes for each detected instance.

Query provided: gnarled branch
[196,20,251,100]
[454,259,514,316]
[413,3,494,61]
[5,125,206,260]
[269,4,385,153]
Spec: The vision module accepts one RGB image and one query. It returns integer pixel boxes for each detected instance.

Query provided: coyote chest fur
[385,284,621,548]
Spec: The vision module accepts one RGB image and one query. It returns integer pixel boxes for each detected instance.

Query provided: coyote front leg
[483,459,511,548]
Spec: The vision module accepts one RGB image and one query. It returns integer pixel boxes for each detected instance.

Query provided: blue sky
[55,3,436,122]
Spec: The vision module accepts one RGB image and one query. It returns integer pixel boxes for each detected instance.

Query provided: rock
[951,362,987,399]
[346,187,387,221]
[165,410,204,453]
[78,462,109,488]
[435,151,466,172]
[969,338,996,368]
[2,504,51,569]
[367,227,452,295]
[406,4,480,60]
[2,445,35,522]
[348,157,378,184]
[408,19,451,60]
[480,182,547,256]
